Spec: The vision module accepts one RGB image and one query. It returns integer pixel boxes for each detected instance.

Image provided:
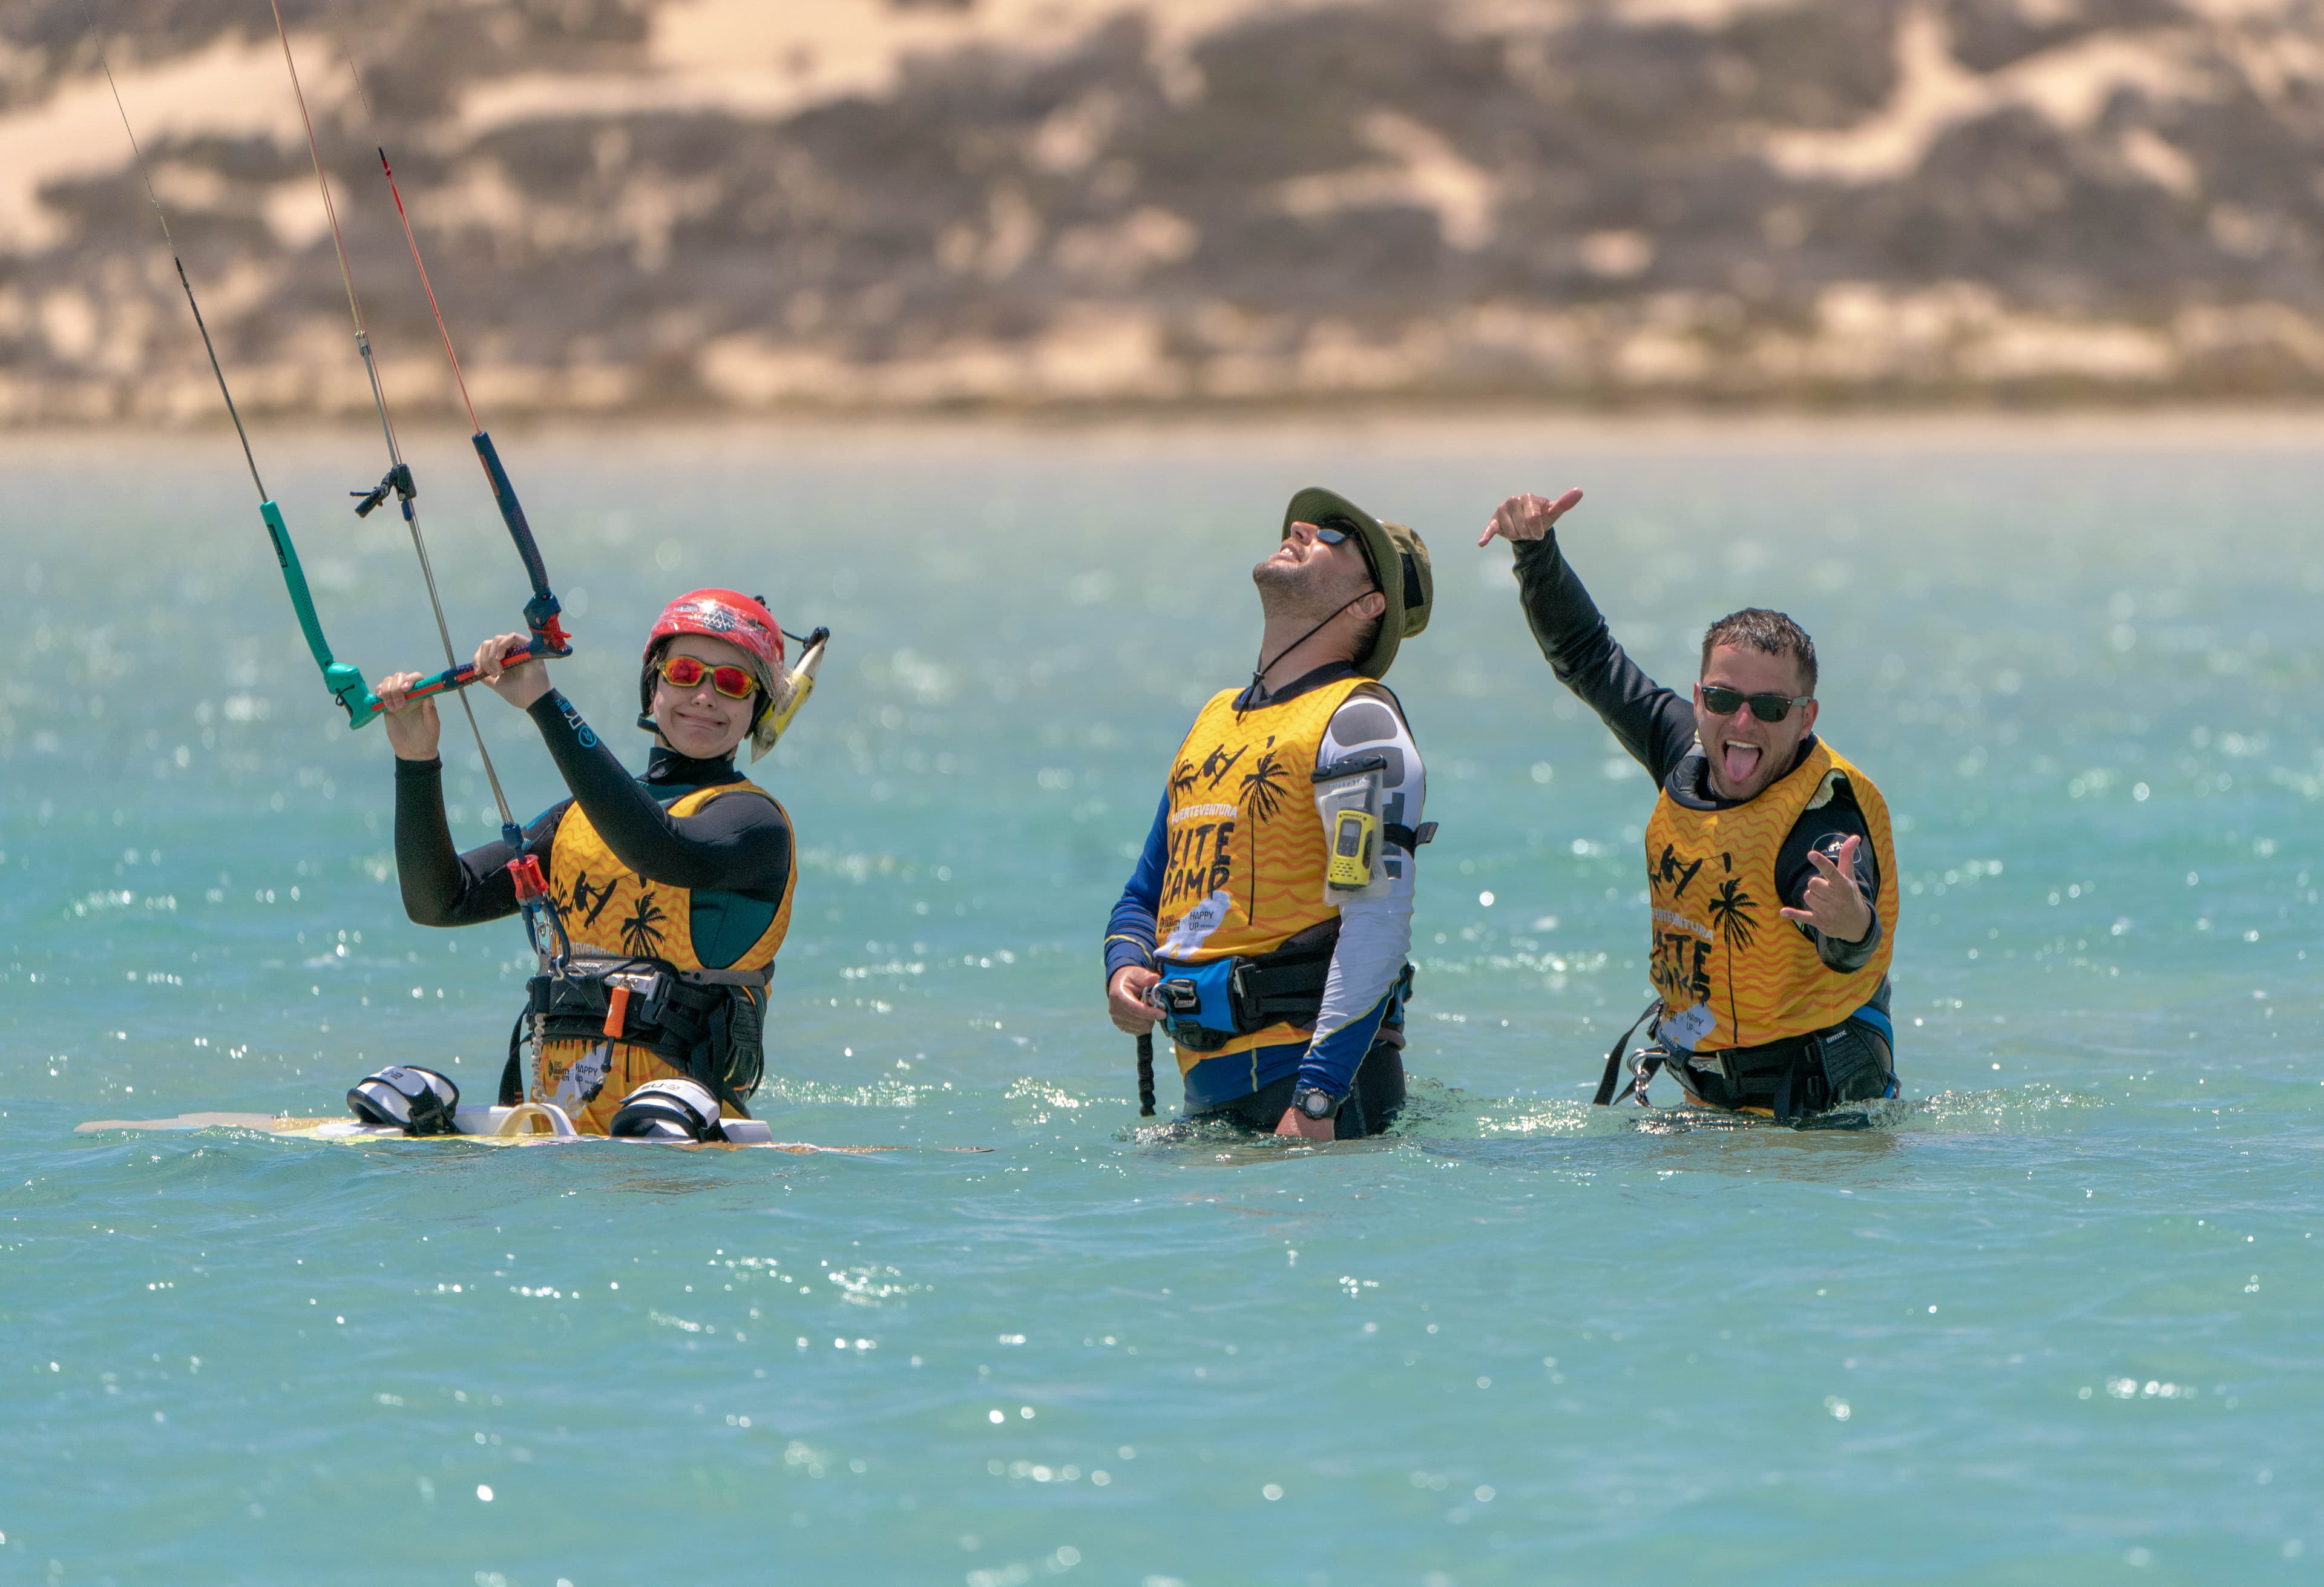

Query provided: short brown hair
[1699,608,1817,694]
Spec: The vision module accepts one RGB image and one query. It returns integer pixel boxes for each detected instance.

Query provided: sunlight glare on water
[2,421,2320,1583]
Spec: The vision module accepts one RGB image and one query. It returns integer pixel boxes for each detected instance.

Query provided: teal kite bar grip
[260,499,340,677]
[261,499,378,728]
[332,666,381,729]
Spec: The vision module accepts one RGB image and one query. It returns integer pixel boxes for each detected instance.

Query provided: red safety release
[602,983,631,1040]
[508,853,549,903]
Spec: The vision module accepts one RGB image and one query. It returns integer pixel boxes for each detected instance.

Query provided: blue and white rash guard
[1105,666,1425,1108]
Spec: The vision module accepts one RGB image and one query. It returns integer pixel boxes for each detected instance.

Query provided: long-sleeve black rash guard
[1512,531,1883,975]
[395,691,792,929]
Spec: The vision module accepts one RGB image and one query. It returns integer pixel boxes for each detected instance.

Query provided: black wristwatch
[1293,1085,1342,1122]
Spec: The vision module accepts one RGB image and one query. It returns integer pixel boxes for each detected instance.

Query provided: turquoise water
[4,420,2320,1585]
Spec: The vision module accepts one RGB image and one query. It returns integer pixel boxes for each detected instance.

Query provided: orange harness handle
[602,982,631,1040]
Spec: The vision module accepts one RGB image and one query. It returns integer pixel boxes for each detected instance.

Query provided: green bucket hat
[1280,485,1433,680]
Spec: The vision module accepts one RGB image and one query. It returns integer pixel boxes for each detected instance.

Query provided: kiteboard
[73,1104,964,1152]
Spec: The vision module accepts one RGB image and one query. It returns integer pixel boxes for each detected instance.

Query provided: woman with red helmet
[353,590,807,1139]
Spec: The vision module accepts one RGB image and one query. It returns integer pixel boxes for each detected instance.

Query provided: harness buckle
[598,969,668,1039]
[1152,978,1201,1018]
[1149,975,1230,1053]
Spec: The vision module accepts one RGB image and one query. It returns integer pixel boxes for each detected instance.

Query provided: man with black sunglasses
[1482,490,1899,1120]
[1101,488,1435,1139]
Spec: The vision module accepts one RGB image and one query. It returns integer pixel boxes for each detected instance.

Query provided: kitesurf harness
[501,954,770,1117]
[1594,999,1897,1119]
[505,776,795,1123]
[1151,923,1418,1054]
[1152,923,1336,1054]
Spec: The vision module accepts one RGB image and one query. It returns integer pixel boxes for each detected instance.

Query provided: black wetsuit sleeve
[392,758,561,927]
[1775,780,1884,972]
[1511,533,1698,785]
[527,692,793,903]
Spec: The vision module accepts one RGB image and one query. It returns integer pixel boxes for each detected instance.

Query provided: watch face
[1299,1089,1333,1119]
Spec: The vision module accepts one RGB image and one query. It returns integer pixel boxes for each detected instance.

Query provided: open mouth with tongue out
[1721,740,1764,787]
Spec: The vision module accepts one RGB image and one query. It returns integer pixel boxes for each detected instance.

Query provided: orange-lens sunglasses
[656,654,757,699]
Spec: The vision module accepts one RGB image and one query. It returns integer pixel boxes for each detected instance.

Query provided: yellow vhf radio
[1313,752,1388,894]
[1327,806,1379,890]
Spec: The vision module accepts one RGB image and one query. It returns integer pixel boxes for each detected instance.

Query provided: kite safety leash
[507,849,573,1108]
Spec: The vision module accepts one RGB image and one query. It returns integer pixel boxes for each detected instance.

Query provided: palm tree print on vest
[1705,877,1758,1043]
[620,889,669,959]
[1238,748,1291,823]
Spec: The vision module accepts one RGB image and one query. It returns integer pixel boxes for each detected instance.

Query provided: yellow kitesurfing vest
[535,781,795,1132]
[1641,740,1897,1054]
[1154,678,1364,1071]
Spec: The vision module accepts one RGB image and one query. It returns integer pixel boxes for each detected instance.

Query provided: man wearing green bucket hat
[1102,487,1436,1139]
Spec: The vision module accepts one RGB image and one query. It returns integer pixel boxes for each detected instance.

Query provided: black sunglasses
[1698,683,1813,722]
[1308,518,1381,582]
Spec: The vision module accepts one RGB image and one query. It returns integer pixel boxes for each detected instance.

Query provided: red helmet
[644,590,784,683]
[638,590,795,762]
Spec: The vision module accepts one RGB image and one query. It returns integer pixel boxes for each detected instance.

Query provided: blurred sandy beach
[8,0,2324,424]
[9,402,2324,474]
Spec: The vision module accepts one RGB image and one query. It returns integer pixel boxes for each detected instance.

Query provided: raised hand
[1778,833,1874,943]
[473,631,551,710]
[1478,487,1584,548]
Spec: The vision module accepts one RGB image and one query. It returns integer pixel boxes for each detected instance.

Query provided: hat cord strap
[1245,594,1366,711]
